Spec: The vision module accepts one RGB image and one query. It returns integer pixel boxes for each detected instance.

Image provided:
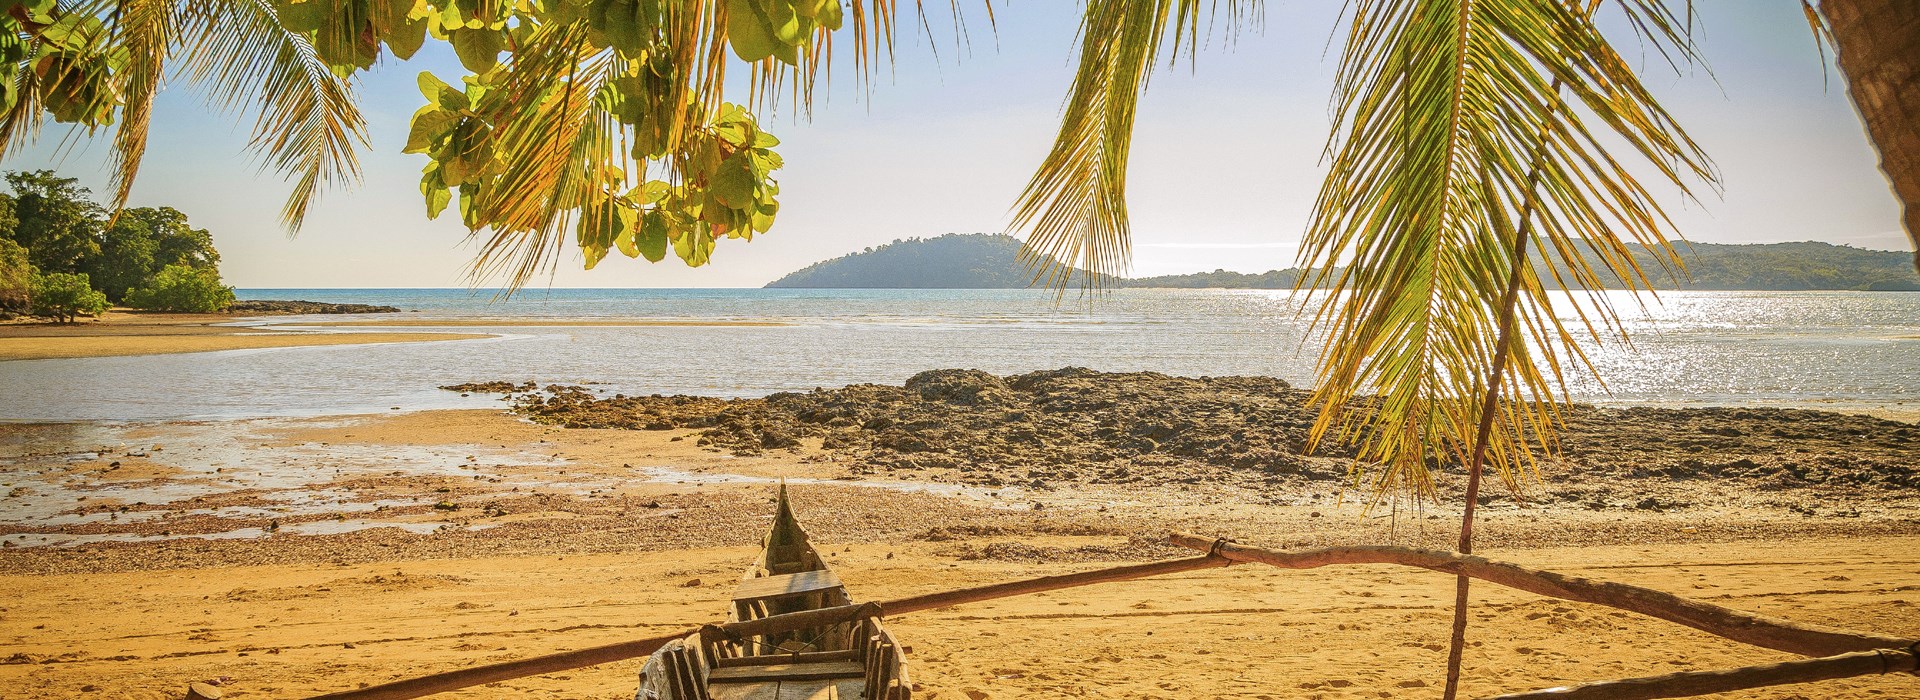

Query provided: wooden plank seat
[733,570,844,603]
[708,678,864,700]
[713,650,856,668]
[706,660,866,684]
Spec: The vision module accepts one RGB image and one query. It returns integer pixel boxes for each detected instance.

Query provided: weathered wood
[304,554,1232,699]
[1168,532,1917,659]
[877,554,1232,616]
[305,631,690,700]
[707,661,865,684]
[769,678,859,700]
[708,681,780,700]
[717,603,880,641]
[1486,648,1920,699]
[734,570,844,602]
[713,650,857,668]
[310,604,872,700]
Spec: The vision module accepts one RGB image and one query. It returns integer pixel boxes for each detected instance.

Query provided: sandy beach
[4,402,1917,699]
[0,311,490,361]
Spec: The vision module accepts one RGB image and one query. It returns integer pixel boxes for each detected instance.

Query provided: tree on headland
[28,270,108,323]
[0,170,228,311]
[0,238,30,313]
[3,171,103,275]
[125,263,234,312]
[84,207,220,302]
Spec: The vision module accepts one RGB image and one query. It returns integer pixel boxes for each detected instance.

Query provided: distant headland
[764,233,1920,291]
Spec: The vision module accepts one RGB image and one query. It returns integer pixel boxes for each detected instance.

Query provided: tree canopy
[0,169,228,312]
[28,269,108,322]
[125,262,235,312]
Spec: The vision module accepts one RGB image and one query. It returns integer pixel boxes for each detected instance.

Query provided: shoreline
[0,310,490,361]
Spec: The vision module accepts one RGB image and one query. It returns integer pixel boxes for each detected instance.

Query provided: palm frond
[1011,0,1259,289]
[176,0,367,231]
[105,0,175,212]
[1299,0,1715,504]
[465,21,623,288]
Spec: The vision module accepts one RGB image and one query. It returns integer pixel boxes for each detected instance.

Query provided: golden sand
[0,332,491,361]
[0,310,489,360]
[4,535,1917,699]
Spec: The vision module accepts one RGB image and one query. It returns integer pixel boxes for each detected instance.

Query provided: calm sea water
[4,288,1917,422]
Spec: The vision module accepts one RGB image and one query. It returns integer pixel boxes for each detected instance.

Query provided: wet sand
[0,311,488,361]
[4,409,1919,698]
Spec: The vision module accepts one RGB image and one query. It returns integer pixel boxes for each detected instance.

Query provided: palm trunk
[1822,0,1920,270]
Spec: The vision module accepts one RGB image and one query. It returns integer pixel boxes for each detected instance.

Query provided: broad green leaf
[673,224,713,266]
[726,0,778,62]
[450,28,503,73]
[423,181,451,219]
[273,0,326,33]
[417,72,465,110]
[636,211,669,262]
[386,18,428,60]
[709,157,755,208]
[404,110,461,153]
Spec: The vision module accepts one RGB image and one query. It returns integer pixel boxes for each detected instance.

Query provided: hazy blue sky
[7,1,1907,288]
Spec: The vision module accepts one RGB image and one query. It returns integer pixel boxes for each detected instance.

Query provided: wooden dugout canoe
[637,486,911,700]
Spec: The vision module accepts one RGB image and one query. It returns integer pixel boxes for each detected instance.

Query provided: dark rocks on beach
[453,368,1335,488]
[444,368,1920,499]
[228,300,401,315]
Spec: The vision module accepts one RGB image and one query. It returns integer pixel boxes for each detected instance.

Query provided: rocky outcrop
[228,300,401,314]
[445,369,1920,498]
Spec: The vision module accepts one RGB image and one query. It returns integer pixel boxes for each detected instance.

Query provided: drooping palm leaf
[174,0,368,231]
[104,0,174,211]
[1299,0,1714,504]
[1011,0,1258,288]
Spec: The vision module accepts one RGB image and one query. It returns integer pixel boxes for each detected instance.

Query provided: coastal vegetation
[767,234,1920,291]
[27,270,108,323]
[0,171,231,317]
[124,264,237,313]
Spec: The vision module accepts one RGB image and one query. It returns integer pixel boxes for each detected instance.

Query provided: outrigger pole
[304,533,1918,700]
[309,553,1234,700]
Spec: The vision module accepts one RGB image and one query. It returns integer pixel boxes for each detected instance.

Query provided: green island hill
[764,233,1920,291]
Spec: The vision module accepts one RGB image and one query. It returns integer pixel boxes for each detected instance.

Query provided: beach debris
[183,682,223,700]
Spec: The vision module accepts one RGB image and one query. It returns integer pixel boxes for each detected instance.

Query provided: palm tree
[0,0,367,229]
[1016,2,1717,696]
[1821,0,1920,271]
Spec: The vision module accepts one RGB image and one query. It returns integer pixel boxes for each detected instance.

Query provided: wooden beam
[1485,648,1919,699]
[1167,532,1917,658]
[302,556,1230,700]
[713,602,881,641]
[304,631,688,700]
[308,603,878,700]
[878,554,1232,616]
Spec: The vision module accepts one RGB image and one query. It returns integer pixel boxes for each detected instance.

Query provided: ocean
[4,288,1917,422]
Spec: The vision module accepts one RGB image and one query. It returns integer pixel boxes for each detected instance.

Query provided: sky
[7,1,1909,288]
